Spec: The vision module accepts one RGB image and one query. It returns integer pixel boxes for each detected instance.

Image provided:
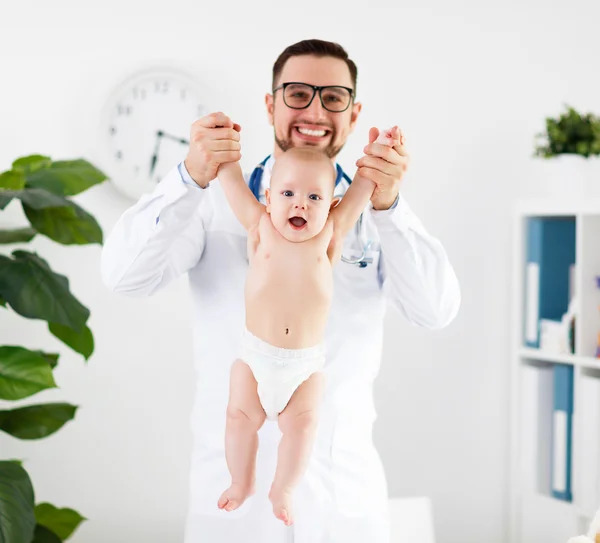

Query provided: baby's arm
[217,161,265,231]
[329,174,375,239]
[329,127,396,239]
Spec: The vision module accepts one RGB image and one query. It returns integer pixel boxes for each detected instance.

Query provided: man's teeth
[297,127,327,137]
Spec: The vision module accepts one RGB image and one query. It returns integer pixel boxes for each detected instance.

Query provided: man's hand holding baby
[355,125,410,210]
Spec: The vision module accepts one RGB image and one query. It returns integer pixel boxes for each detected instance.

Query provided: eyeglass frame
[272,82,355,113]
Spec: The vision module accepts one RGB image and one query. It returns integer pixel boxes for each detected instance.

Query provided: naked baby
[215,128,396,526]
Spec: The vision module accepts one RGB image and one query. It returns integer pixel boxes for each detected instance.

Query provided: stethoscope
[248,155,373,268]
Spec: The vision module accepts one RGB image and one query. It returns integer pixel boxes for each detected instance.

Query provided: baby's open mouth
[289,217,307,229]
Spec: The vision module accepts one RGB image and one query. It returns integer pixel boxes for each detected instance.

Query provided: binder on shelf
[524,217,576,348]
[578,372,600,515]
[521,362,554,495]
[551,363,574,502]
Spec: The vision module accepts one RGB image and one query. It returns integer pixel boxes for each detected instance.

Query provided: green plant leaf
[39,352,59,370]
[0,461,36,543]
[0,193,14,210]
[31,524,62,543]
[12,155,52,174]
[0,403,78,440]
[0,347,58,401]
[35,503,86,541]
[23,199,103,245]
[25,159,108,197]
[48,323,94,360]
[0,227,37,244]
[0,170,25,190]
[0,188,70,210]
[535,104,600,158]
[0,251,90,333]
[0,295,5,308]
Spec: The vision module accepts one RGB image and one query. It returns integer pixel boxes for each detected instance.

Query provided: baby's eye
[282,190,293,197]
[309,194,321,201]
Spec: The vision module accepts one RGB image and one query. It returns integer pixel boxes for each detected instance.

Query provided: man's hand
[355,125,409,210]
[184,112,242,188]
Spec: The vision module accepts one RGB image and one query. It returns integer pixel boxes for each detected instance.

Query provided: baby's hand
[355,125,409,210]
[374,126,403,147]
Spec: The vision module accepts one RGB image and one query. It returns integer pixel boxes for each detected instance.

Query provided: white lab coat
[100,155,461,543]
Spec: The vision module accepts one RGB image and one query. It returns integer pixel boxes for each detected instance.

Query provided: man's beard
[275,129,345,159]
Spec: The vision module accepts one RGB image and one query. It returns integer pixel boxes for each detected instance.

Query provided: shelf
[511,203,600,543]
[525,490,576,511]
[519,347,600,370]
[521,491,597,524]
[515,198,600,216]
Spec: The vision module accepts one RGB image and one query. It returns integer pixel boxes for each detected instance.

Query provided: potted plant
[0,154,107,543]
[533,104,600,197]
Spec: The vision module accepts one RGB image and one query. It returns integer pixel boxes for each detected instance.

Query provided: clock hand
[159,130,189,146]
[149,131,162,177]
[149,131,189,178]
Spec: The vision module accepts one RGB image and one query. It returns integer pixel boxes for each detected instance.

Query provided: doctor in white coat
[101,39,461,543]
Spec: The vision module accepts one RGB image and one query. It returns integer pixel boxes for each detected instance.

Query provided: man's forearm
[372,195,461,329]
[371,185,400,210]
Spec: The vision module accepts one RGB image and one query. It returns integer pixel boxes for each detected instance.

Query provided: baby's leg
[218,360,266,512]
[269,371,325,526]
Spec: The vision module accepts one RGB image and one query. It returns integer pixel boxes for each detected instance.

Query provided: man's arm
[217,162,265,231]
[371,197,461,329]
[329,173,375,239]
[101,163,207,297]
[353,126,460,329]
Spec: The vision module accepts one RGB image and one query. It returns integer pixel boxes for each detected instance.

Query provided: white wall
[1,1,599,542]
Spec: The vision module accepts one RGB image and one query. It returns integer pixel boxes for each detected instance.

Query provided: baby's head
[265,148,337,242]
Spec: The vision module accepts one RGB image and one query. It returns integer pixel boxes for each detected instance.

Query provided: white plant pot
[538,154,600,199]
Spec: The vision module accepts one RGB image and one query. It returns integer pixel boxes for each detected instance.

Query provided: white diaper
[238,328,325,421]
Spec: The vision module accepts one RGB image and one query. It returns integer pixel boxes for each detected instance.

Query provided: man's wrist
[183,159,210,188]
[371,189,399,210]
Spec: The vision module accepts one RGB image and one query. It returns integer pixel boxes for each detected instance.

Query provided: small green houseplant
[534,104,600,158]
[0,154,107,543]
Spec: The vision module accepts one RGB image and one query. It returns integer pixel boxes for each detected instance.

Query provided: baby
[215,127,397,525]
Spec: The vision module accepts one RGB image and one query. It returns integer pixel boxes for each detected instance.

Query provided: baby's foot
[217,482,254,512]
[268,486,294,526]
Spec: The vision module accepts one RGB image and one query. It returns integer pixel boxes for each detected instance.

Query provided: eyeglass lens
[283,83,351,112]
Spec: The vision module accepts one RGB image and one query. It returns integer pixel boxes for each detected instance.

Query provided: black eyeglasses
[272,82,354,113]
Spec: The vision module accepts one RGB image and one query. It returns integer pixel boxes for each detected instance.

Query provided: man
[101,39,460,543]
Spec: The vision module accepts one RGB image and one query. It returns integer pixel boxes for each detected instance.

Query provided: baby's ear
[265,188,271,213]
[329,197,341,211]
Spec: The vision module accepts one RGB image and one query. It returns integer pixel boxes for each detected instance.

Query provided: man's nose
[305,93,327,119]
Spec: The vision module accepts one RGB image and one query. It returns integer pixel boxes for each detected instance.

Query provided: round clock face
[98,68,207,201]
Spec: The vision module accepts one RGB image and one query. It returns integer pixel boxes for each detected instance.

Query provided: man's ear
[265,93,274,126]
[265,188,271,213]
[349,101,362,133]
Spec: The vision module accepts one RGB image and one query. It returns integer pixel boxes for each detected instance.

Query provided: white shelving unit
[510,199,600,543]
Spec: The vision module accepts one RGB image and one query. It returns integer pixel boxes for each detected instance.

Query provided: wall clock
[98,67,208,200]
